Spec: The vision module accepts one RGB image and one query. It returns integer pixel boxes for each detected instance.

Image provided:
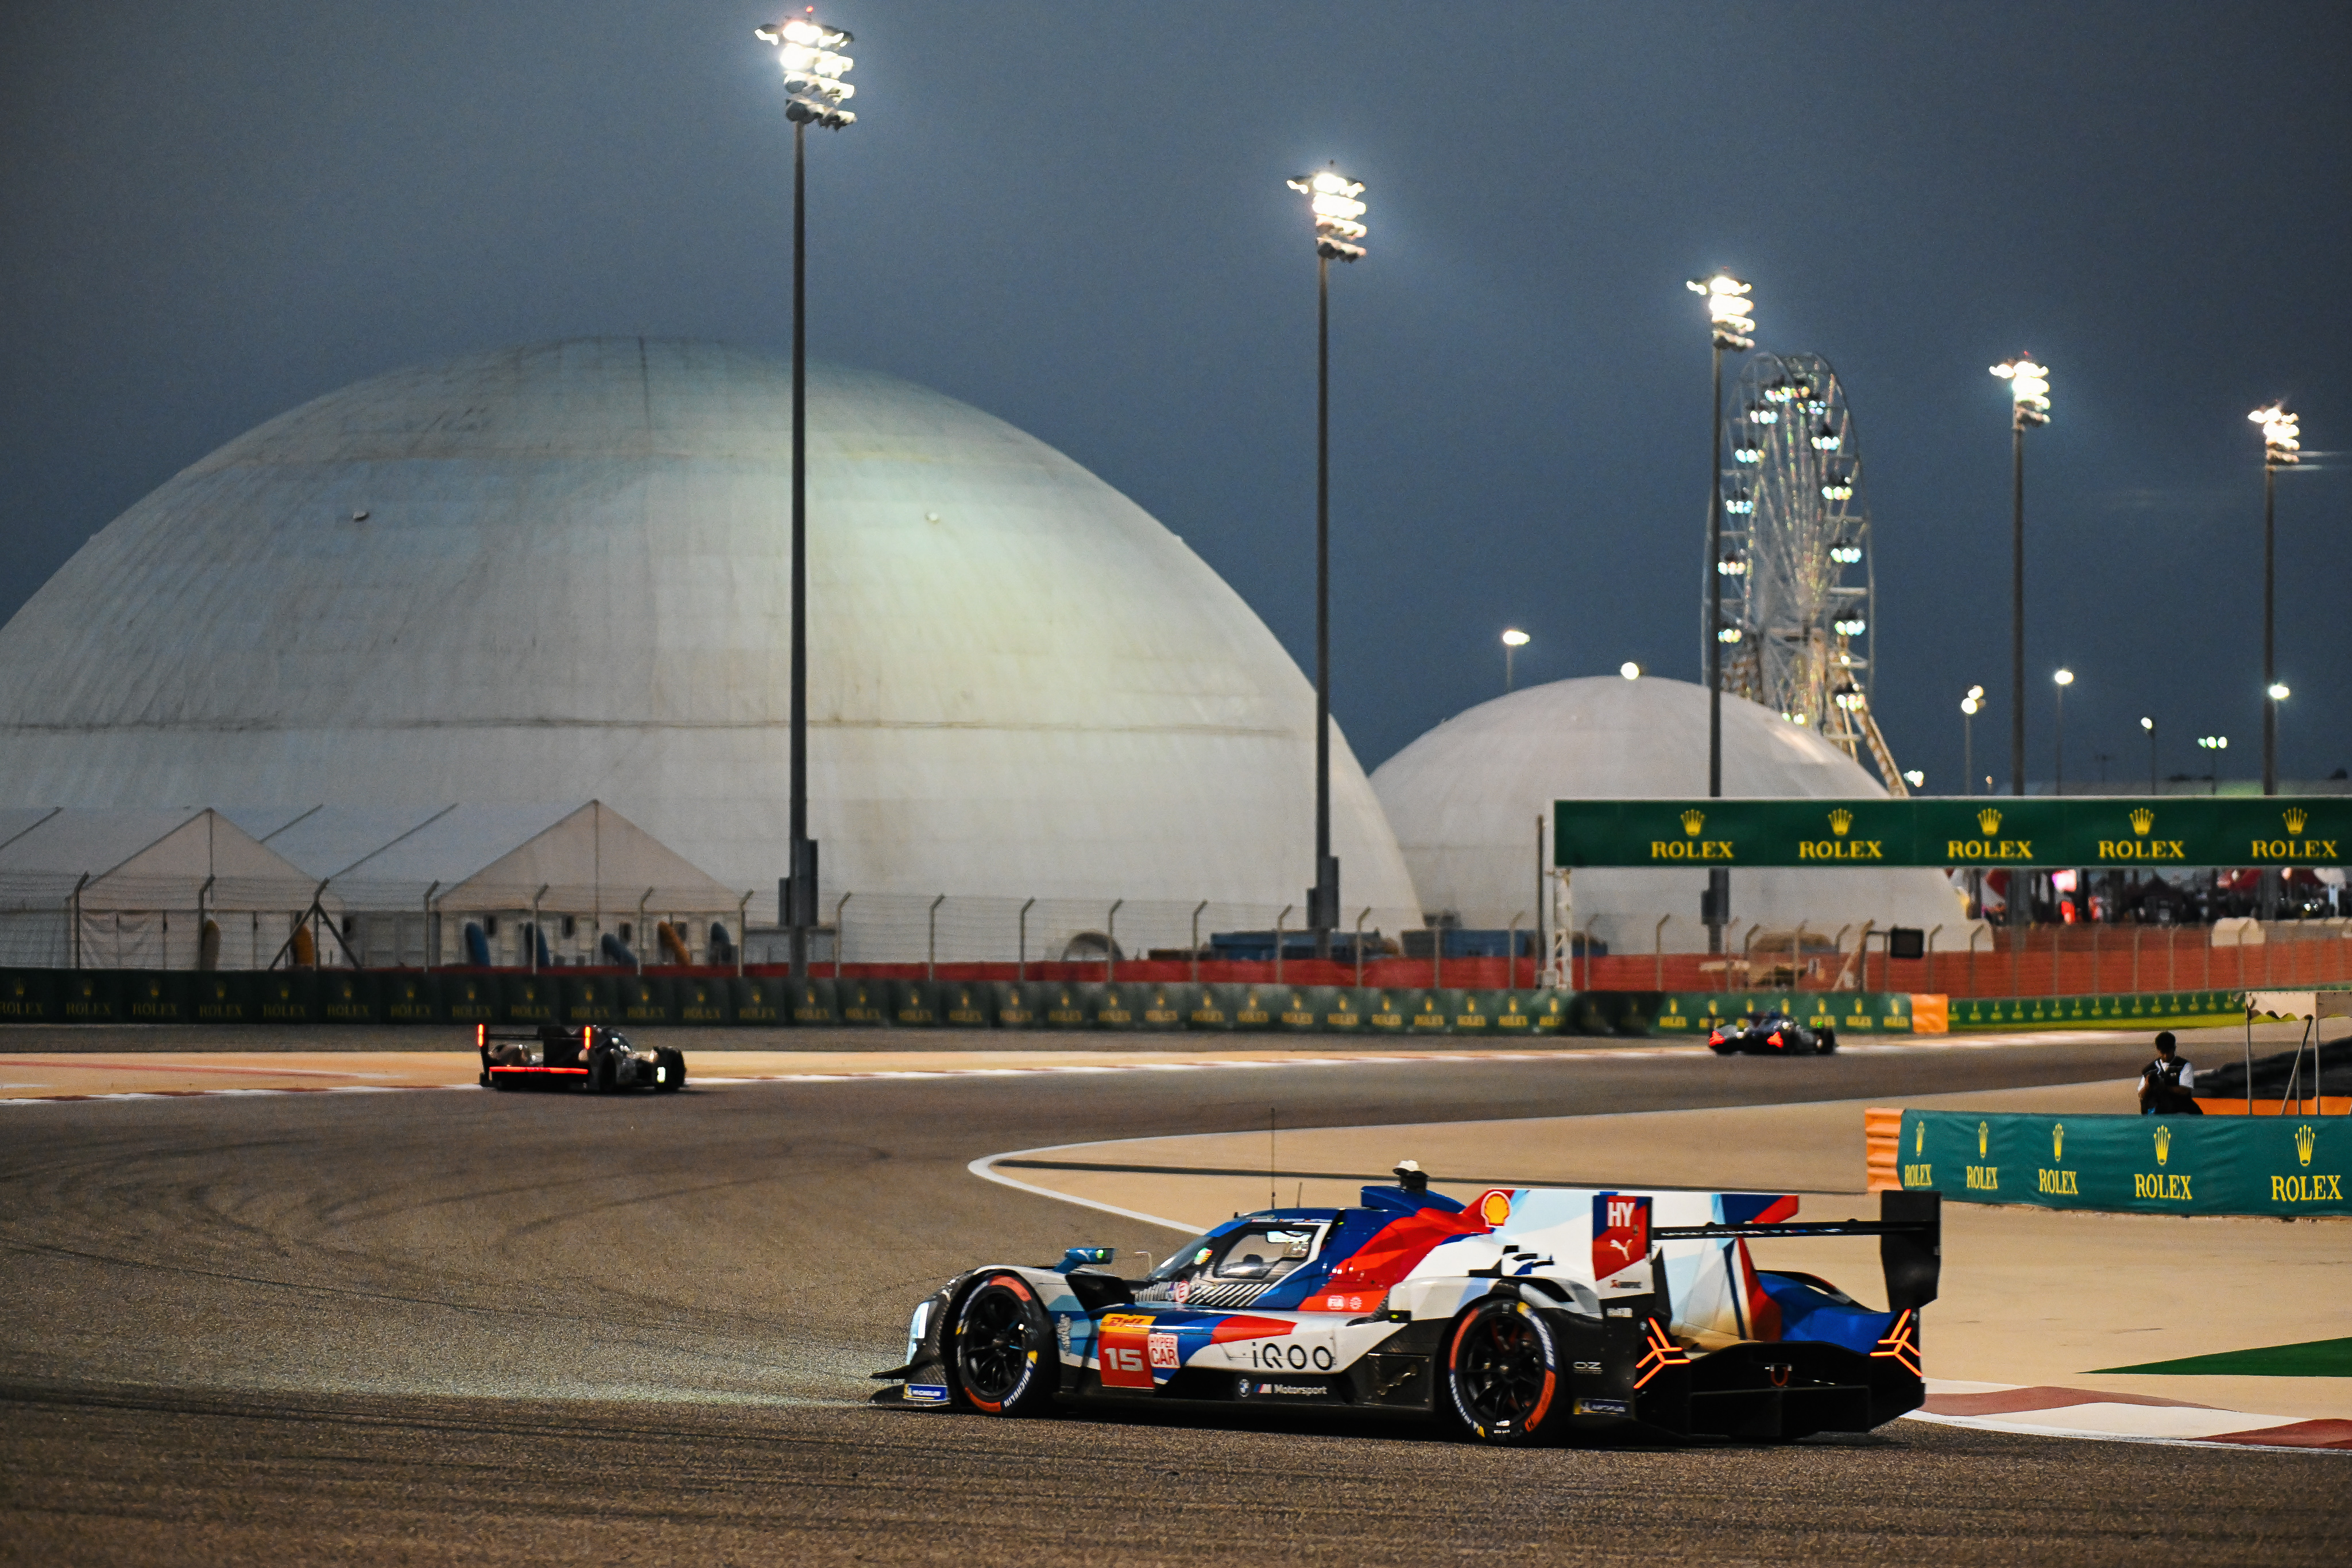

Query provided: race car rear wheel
[1817,1028,1837,1055]
[1443,1297,1564,1446]
[951,1275,1057,1417]
[655,1048,685,1091]
[587,1052,615,1093]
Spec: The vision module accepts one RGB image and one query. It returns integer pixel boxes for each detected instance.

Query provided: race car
[477,1023,684,1093]
[1709,1011,1835,1055]
[873,1168,1938,1445]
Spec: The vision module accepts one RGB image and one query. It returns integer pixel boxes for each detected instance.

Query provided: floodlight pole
[2009,417,2025,807]
[1310,249,1337,959]
[1705,338,1728,955]
[787,116,817,979]
[2262,458,2277,799]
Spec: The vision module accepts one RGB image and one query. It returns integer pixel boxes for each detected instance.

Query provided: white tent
[229,800,747,968]
[0,808,320,968]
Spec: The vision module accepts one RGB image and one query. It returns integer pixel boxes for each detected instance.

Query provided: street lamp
[1502,628,1530,691]
[2141,715,2156,792]
[1688,272,1755,955]
[2052,668,2074,796]
[2250,403,2299,797]
[756,12,857,977]
[1961,686,1984,796]
[1286,167,1366,957]
[1991,358,2049,806]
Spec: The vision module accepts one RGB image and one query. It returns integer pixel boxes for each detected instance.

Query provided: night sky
[5,1,2347,791]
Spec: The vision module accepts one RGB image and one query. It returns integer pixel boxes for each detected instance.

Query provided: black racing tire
[1818,1028,1837,1055]
[656,1048,685,1091]
[478,1070,491,1089]
[1442,1296,1566,1445]
[951,1275,1058,1417]
[1709,1042,1738,1055]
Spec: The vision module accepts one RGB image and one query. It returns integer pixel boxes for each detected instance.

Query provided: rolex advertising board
[1556,797,2350,869]
[1897,1109,2349,1218]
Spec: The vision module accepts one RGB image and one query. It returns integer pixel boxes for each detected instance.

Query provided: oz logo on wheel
[1248,1340,1336,1370]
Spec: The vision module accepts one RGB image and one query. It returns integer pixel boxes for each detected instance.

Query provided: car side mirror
[1057,1245,1117,1272]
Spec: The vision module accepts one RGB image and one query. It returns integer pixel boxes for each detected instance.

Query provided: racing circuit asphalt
[2,1035,2345,1565]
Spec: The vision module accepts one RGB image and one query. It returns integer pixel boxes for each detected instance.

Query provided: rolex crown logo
[2296,1124,2316,1167]
[1914,1121,1924,1155]
[1978,1121,1989,1157]
[2129,808,2154,835]
[1829,808,1854,836]
[2154,1125,2171,1166]
[1680,808,1705,837]
[2285,808,2309,834]
[1976,807,2002,835]
[2052,1122,2064,1162]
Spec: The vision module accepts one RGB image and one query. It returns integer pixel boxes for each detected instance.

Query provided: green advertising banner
[1897,1109,2350,1217]
[1556,796,2350,869]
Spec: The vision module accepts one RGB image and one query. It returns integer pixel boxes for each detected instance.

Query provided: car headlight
[905,1299,933,1366]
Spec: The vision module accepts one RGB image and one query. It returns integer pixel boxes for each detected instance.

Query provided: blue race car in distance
[875,1169,1939,1445]
[1709,1011,1836,1055]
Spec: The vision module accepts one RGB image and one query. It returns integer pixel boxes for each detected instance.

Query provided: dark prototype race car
[1709,1012,1836,1055]
[477,1024,684,1093]
[875,1174,1939,1446]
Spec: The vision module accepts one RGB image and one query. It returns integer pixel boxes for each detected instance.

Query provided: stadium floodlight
[1285,166,1367,957]
[1989,354,2051,819]
[2053,668,2074,687]
[1686,274,1757,351]
[756,14,857,127]
[1688,272,1757,958]
[1501,628,1529,691]
[2249,403,2299,803]
[2198,735,2228,750]
[757,10,864,975]
[1287,168,1367,261]
[1620,662,1642,680]
[2250,403,2300,468]
[2140,715,2156,791]
[1991,357,2052,428]
[2269,682,2290,702]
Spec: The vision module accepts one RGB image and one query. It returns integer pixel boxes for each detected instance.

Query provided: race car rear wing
[1650,1189,1940,1311]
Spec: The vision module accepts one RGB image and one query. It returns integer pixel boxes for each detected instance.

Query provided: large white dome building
[1371,675,1973,955]
[0,340,1419,931]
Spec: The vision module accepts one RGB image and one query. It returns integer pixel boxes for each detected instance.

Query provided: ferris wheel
[1705,351,1909,795]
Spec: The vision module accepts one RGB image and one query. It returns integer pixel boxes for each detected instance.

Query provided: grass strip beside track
[2096,1337,2352,1379]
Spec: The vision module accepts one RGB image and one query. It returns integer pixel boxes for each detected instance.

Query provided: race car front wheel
[1818,1028,1837,1055]
[655,1048,685,1091]
[1444,1298,1564,1446]
[952,1275,1057,1417]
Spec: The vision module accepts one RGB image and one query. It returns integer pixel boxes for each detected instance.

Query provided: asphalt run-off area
[1,1023,2345,1565]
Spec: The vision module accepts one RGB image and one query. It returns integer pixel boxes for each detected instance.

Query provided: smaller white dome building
[1371,675,1974,958]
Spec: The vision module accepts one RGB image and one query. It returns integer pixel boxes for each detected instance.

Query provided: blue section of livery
[1757,1273,1896,1355]
[907,1383,950,1404]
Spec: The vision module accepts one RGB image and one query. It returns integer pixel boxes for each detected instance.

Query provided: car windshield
[1147,1222,1323,1284]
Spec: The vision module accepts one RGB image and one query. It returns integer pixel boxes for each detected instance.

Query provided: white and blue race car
[875,1172,1939,1445]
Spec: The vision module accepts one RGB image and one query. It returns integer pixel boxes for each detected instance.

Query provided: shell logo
[2154,1125,2172,1166]
[1478,1190,1514,1225]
